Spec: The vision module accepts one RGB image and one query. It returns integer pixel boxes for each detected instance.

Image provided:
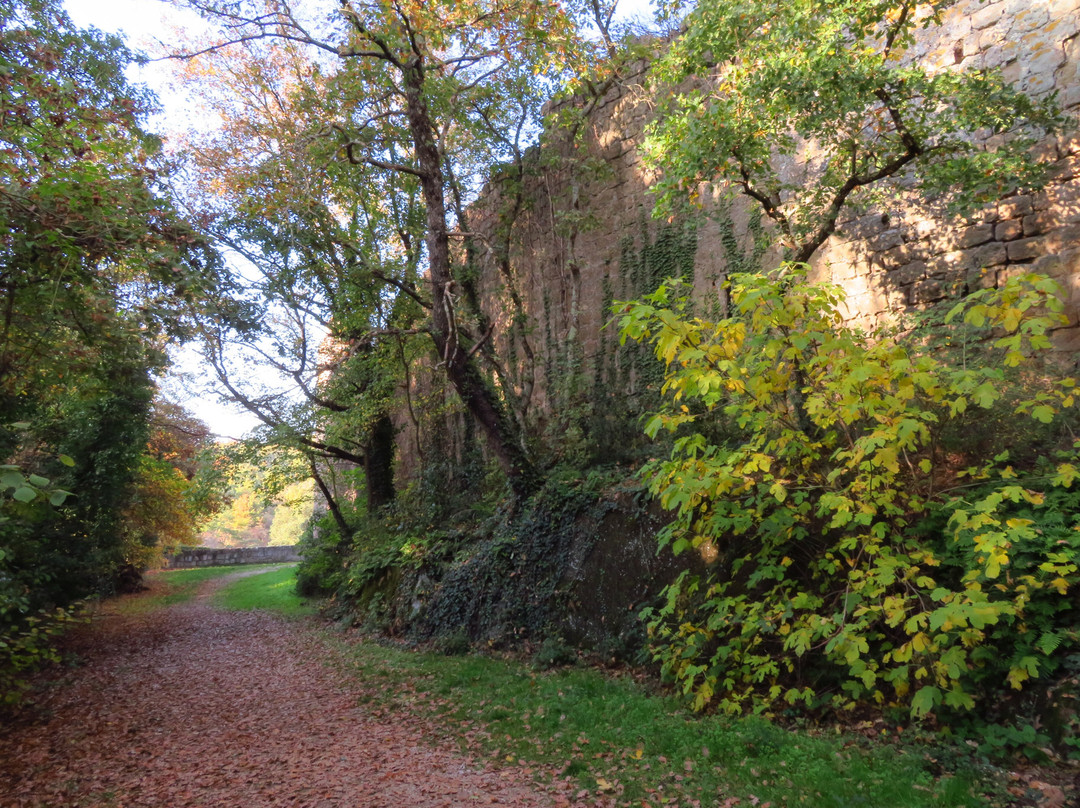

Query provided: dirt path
[0,573,581,807]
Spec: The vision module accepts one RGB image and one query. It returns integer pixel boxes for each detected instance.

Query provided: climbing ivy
[584,218,698,466]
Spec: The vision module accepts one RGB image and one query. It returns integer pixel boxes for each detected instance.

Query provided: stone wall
[394,0,1080,474]
[498,0,1080,370]
[164,545,301,569]
[810,0,1080,347]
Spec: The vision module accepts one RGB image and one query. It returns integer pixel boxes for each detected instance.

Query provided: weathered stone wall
[393,0,1080,476]
[811,0,1080,347]
[494,0,1080,381]
[164,545,301,569]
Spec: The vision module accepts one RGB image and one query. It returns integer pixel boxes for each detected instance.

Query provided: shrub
[618,265,1079,722]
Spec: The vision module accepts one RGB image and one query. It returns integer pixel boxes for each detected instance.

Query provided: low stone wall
[164,545,302,569]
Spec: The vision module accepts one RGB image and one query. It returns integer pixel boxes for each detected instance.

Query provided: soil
[0,570,593,807]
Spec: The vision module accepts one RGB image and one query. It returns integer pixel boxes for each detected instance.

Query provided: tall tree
[170,0,595,501]
[0,0,230,609]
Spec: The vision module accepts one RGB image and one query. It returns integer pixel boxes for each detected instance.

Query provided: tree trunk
[364,413,396,510]
[310,459,353,540]
[402,61,537,500]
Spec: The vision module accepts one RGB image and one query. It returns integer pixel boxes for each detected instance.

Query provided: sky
[60,0,656,441]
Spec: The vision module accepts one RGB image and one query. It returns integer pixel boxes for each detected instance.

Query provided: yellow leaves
[595,777,616,792]
[910,632,930,654]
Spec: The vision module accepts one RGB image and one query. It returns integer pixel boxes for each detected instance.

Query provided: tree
[121,400,223,567]
[169,0,605,501]
[169,33,424,522]
[645,0,1060,264]
[0,0,231,657]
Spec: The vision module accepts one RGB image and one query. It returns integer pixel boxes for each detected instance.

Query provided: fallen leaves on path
[0,577,599,807]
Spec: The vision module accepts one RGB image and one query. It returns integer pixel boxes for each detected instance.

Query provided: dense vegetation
[0,0,233,703]
[3,0,1078,770]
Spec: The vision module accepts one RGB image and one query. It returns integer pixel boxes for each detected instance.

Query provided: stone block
[1007,236,1046,262]
[910,278,948,305]
[1037,181,1080,222]
[969,242,1009,268]
[1051,326,1080,354]
[828,260,859,282]
[1060,129,1080,157]
[1044,222,1080,254]
[869,229,905,252]
[999,195,1034,219]
[1031,246,1080,279]
[1030,138,1061,164]
[970,1,1005,31]
[983,39,1020,69]
[886,260,929,287]
[1013,6,1051,33]
[1024,211,1062,236]
[958,223,994,248]
[875,243,923,269]
[995,219,1024,241]
[966,266,1000,290]
[1048,156,1080,184]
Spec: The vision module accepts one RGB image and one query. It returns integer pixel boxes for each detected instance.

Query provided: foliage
[646,0,1062,263]
[121,400,222,567]
[199,446,313,548]
[0,604,83,708]
[0,0,232,700]
[619,266,1080,723]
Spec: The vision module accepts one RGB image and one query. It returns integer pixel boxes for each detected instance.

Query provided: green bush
[0,604,83,708]
[619,265,1079,725]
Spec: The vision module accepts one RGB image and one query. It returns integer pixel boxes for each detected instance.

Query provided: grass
[110,565,250,614]
[326,639,1005,808]
[112,564,311,616]
[213,564,314,618]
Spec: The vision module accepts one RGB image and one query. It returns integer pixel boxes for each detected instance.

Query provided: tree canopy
[645,0,1061,264]
[0,0,231,634]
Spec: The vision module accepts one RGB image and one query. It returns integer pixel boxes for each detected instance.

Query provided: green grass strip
[214,564,314,618]
[329,639,1001,808]
[113,565,249,614]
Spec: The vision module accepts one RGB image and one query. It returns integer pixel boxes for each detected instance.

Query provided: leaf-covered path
[0,573,585,807]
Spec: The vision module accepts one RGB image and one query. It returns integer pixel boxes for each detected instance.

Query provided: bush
[619,266,1079,723]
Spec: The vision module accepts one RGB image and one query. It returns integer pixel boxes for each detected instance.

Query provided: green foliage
[619,266,1080,723]
[0,604,83,708]
[418,467,635,645]
[0,0,232,699]
[200,446,313,548]
[646,0,1062,262]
